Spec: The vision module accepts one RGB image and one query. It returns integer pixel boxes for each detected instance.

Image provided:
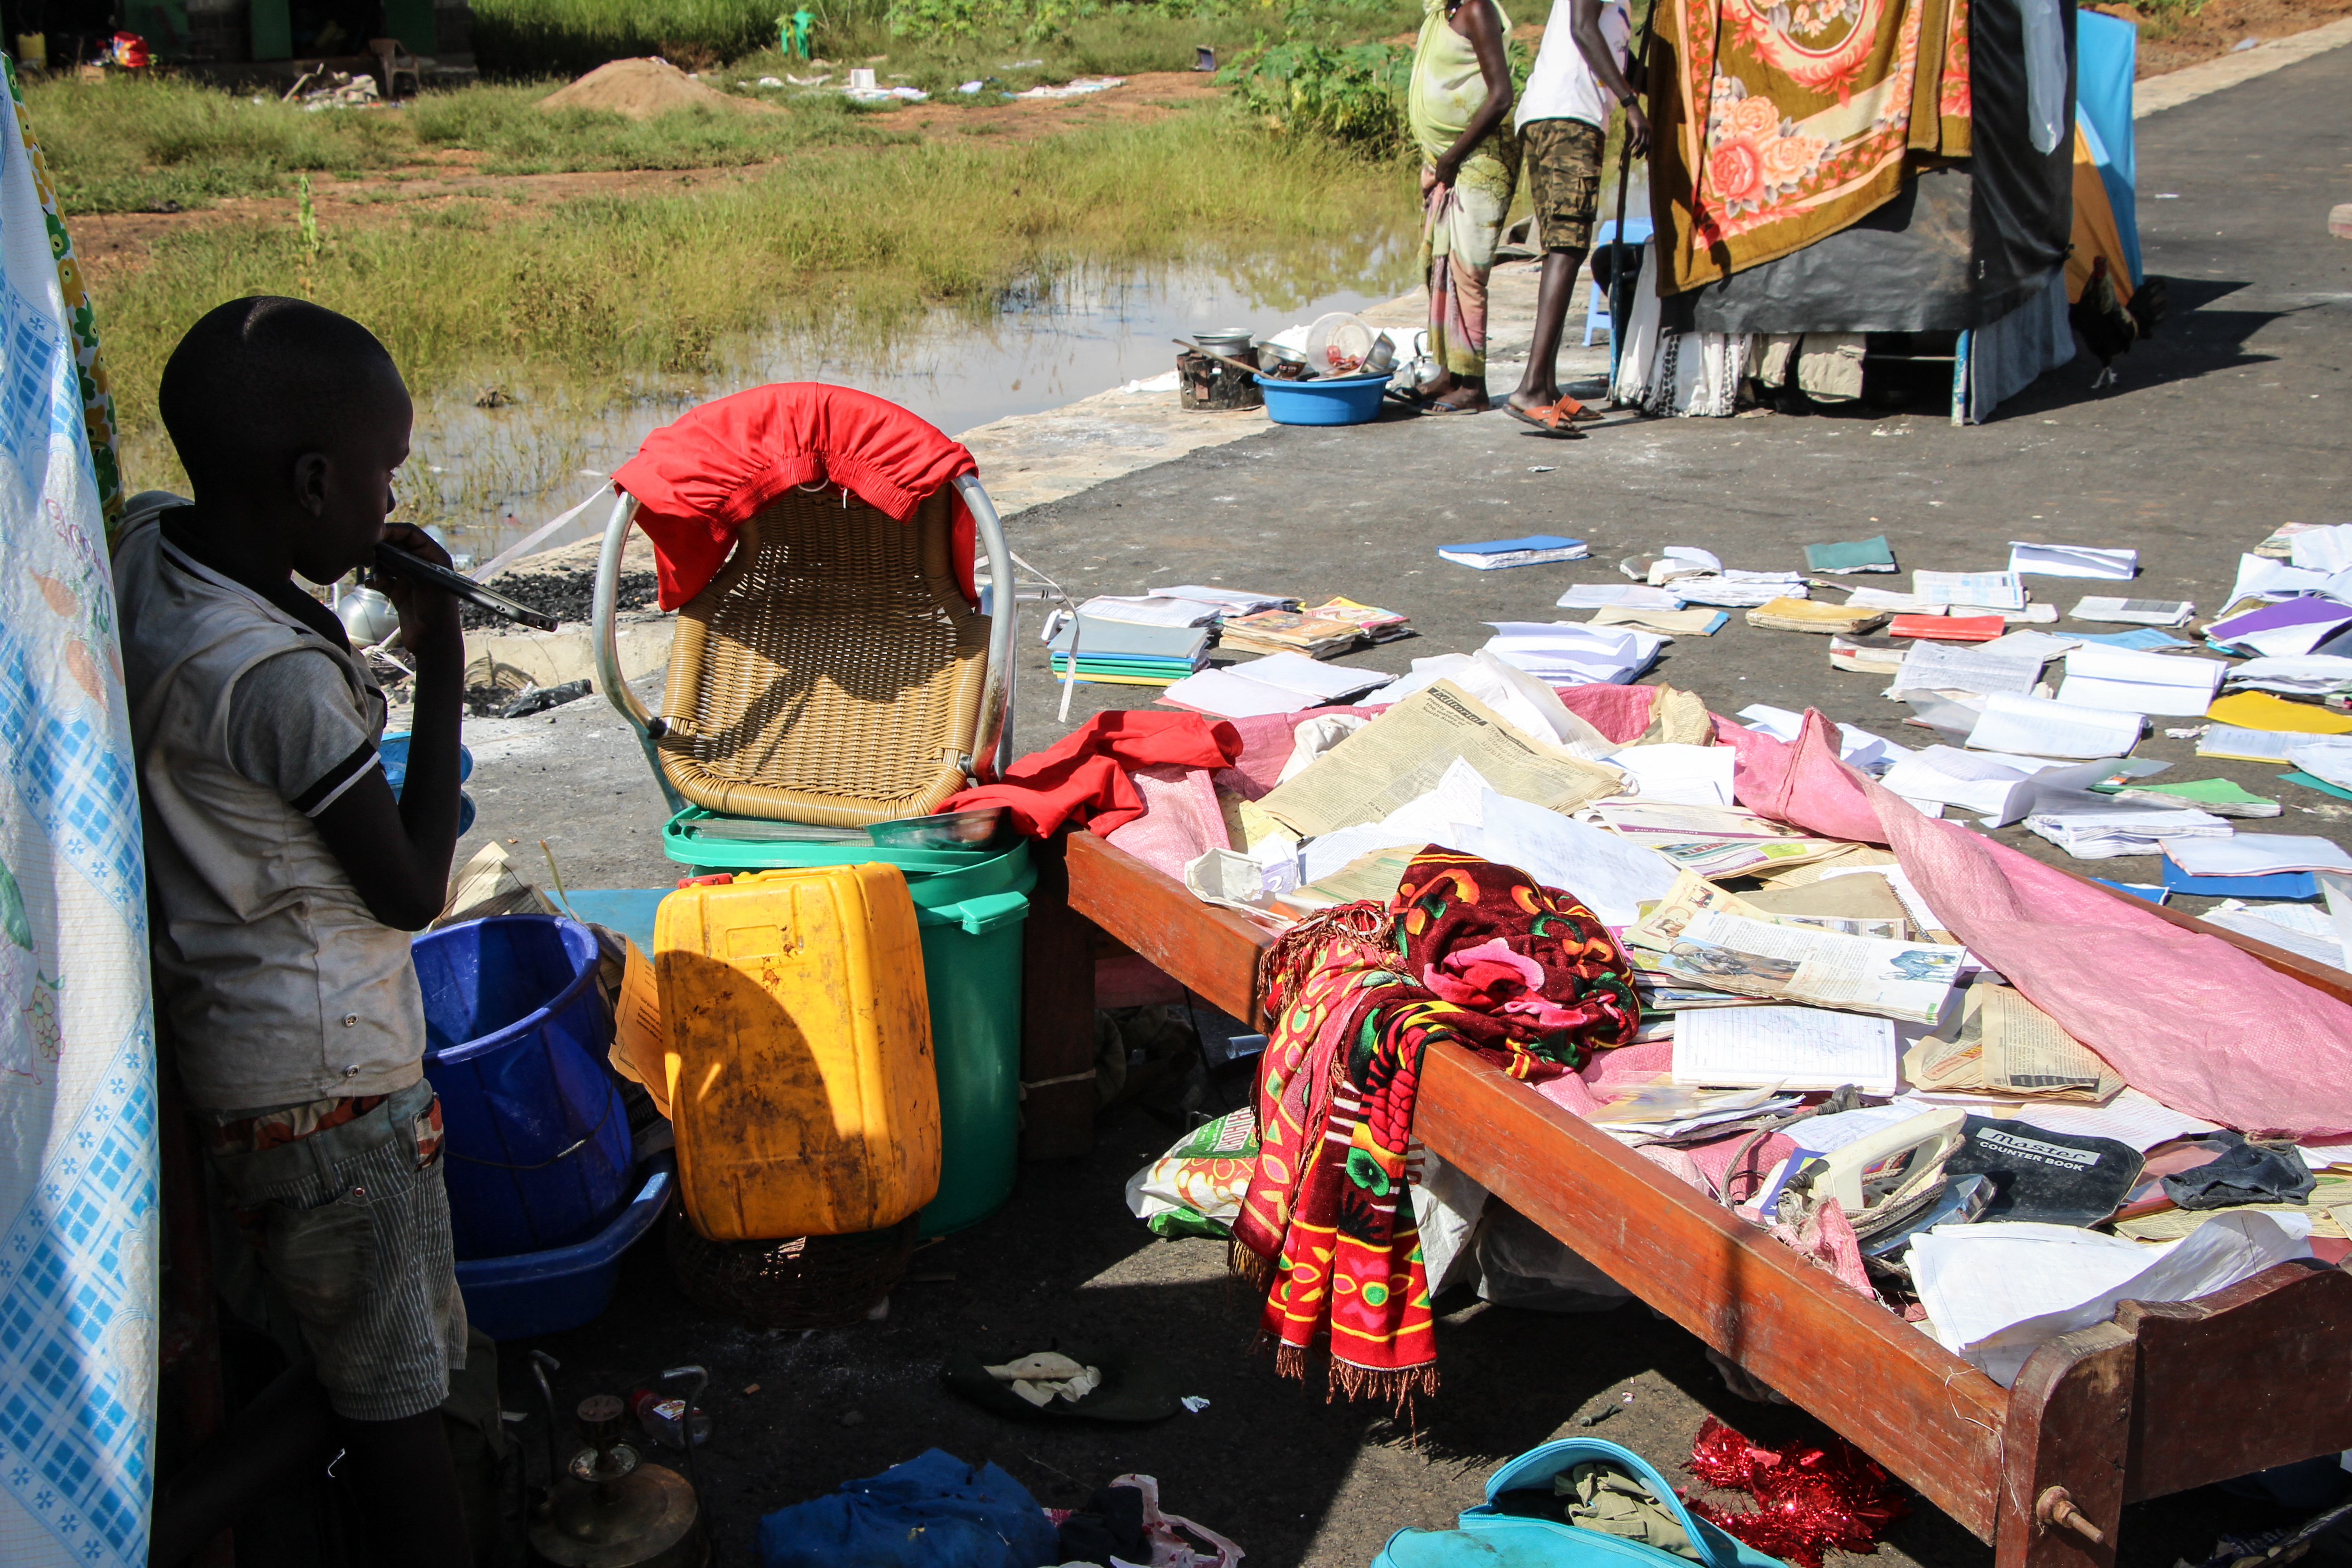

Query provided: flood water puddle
[401,239,1417,570]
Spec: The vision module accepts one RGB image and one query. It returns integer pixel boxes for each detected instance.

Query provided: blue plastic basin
[456,1160,672,1340]
[1256,371,1392,426]
[413,916,632,1260]
[380,732,477,836]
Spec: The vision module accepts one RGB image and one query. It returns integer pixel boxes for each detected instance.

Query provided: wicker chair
[593,402,1014,828]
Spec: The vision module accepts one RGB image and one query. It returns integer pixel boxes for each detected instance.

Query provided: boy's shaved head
[159,297,403,490]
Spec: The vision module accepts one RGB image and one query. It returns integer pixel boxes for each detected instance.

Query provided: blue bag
[1371,1438,1792,1568]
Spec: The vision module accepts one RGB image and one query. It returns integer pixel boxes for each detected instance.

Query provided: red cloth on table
[940,711,1242,837]
[612,382,980,610]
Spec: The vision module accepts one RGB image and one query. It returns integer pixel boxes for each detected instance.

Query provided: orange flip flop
[1506,399,1594,437]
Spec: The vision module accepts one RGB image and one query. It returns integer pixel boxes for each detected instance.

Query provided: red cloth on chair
[612,382,981,609]
[940,711,1243,837]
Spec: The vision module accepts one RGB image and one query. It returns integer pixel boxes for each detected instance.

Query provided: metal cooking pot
[1194,328,1255,361]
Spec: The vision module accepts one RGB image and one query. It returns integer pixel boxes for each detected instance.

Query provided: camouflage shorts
[1520,118,1606,252]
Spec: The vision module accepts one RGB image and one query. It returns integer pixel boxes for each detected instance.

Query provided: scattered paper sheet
[1903,984,2122,1100]
[2197,725,2300,764]
[1083,594,1224,628]
[1982,629,2082,661]
[1784,1098,1948,1152]
[1912,1211,2313,1386]
[1636,907,1962,1025]
[1556,583,1684,610]
[2026,805,2230,859]
[1159,668,1319,719]
[1915,570,2026,610]
[2288,523,2352,573]
[2008,542,2137,580]
[2228,655,2352,695]
[2070,596,2193,626]
[1733,706,1905,767]
[1592,801,1844,877]
[1146,584,1291,612]
[2166,835,2352,877]
[1965,692,2144,758]
[1994,1085,2221,1149]
[1610,743,1736,806]
[1482,622,1665,685]
[2230,552,2335,603]
[1258,680,1622,837]
[2198,900,2350,971]
[1226,652,1390,703]
[1455,789,1683,926]
[1882,748,2042,819]
[1671,1006,1900,1094]
[2055,645,2228,716]
[1892,642,2048,697]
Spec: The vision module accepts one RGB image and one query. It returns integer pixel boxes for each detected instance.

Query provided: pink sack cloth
[1731,708,2352,1137]
[1557,684,1672,745]
[1104,764,1233,882]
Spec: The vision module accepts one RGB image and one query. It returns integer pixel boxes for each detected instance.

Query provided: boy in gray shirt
[115,297,472,1565]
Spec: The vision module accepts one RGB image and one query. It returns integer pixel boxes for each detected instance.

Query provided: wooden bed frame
[1019,828,2352,1568]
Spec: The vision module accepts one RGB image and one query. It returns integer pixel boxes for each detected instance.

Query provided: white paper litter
[1913,1211,2312,1386]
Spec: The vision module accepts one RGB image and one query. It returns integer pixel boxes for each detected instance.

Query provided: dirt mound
[539,57,770,119]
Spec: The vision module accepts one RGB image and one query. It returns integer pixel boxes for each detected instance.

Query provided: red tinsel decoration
[1683,1416,1910,1568]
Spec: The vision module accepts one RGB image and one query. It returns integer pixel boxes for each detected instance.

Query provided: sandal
[1507,398,1600,436]
[1416,395,1490,415]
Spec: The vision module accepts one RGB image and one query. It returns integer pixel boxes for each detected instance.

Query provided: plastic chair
[369,37,422,99]
[1582,215,1656,346]
[593,390,1015,828]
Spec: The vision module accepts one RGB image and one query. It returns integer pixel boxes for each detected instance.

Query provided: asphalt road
[458,43,2352,1568]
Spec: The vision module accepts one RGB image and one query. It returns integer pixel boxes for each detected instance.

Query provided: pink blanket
[1732,711,2352,1138]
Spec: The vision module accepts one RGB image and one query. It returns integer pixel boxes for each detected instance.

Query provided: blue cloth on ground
[757,1449,1060,1568]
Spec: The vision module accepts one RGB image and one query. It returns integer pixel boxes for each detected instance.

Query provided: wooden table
[1019,828,2352,1568]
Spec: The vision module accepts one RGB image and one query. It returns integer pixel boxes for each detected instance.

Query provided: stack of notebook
[1049,612,1212,686]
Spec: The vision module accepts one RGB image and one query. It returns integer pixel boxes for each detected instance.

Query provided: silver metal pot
[1194,328,1255,361]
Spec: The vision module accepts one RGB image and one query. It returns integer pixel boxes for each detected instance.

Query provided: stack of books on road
[1049,600,1213,686]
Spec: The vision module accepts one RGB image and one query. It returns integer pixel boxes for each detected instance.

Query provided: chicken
[2071,255,2137,389]
[2070,256,2170,390]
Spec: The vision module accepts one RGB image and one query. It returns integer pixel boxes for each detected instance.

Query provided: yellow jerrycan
[655,865,941,1241]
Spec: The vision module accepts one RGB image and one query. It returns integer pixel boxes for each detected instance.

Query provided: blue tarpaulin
[2075,8,2142,281]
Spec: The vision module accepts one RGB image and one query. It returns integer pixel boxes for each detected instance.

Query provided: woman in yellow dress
[1408,0,1518,413]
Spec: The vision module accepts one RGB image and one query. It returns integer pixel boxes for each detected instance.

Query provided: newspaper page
[1591,801,1845,877]
[1635,908,1963,1024]
[1629,871,1910,950]
[1902,984,2122,1102]
[1256,680,1623,837]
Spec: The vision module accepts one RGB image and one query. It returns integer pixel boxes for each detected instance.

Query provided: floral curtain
[1649,0,1974,294]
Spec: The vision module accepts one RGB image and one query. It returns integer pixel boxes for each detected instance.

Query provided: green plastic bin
[664,809,1033,1236]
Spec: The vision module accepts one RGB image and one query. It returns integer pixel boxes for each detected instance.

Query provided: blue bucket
[457,1160,673,1340]
[1256,371,1392,426]
[414,915,632,1261]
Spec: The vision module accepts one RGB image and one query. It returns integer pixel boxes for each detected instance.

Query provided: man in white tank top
[1506,0,1648,435]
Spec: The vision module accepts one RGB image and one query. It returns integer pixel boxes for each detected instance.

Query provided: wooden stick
[1172,338,1261,380]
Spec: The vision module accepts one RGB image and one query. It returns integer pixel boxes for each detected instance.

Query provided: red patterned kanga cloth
[1650,0,1972,294]
[1229,848,1640,1405]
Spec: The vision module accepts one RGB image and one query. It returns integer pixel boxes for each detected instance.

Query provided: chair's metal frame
[590,473,1018,817]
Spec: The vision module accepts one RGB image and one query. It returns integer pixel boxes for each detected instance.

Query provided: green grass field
[21,74,917,210]
[95,111,1414,449]
[464,0,1422,80]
